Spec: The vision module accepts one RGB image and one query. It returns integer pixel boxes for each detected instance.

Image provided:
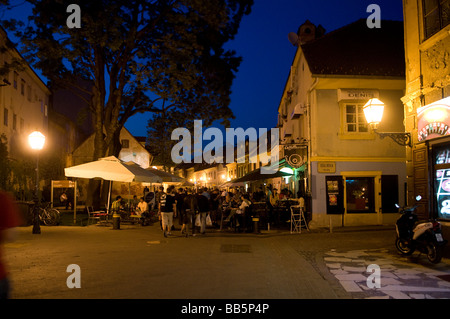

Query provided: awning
[220,166,292,187]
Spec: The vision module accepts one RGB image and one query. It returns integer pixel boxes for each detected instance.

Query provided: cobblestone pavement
[3,224,450,301]
[323,248,450,299]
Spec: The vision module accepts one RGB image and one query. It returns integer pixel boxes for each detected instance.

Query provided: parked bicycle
[38,202,61,226]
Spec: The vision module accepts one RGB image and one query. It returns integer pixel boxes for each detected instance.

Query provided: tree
[146,106,194,171]
[4,0,251,156]
[2,0,253,206]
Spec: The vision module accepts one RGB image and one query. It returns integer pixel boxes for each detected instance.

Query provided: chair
[290,205,309,233]
[220,207,231,231]
[87,206,108,225]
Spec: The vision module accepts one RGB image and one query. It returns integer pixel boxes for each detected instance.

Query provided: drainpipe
[306,77,319,196]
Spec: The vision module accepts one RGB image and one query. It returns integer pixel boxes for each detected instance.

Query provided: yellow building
[279,20,407,227]
[401,1,450,230]
[0,28,50,157]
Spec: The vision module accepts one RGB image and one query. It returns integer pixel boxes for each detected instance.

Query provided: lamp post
[28,131,45,234]
[363,98,412,147]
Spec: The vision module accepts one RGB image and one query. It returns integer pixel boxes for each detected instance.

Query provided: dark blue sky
[4,0,404,137]
[127,0,404,137]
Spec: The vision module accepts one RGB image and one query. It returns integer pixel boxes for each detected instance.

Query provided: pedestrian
[0,191,22,299]
[266,184,275,227]
[182,189,198,237]
[160,185,176,237]
[175,188,186,227]
[196,190,210,235]
[155,186,165,230]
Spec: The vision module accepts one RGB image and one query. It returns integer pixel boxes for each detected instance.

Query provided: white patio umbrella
[64,156,163,213]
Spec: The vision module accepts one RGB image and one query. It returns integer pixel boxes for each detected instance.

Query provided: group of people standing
[157,185,213,237]
[153,183,281,237]
[111,183,288,237]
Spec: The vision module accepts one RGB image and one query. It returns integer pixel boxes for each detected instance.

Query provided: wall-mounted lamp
[363,98,411,147]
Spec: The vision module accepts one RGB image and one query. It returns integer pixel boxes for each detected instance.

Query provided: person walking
[0,191,22,299]
[160,186,176,237]
[175,188,186,228]
[196,191,210,235]
[182,189,198,237]
[155,186,165,230]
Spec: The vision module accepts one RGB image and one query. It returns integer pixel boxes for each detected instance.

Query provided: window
[345,177,375,214]
[12,113,17,131]
[423,0,450,39]
[13,72,18,89]
[3,108,8,126]
[27,84,32,101]
[121,139,129,148]
[20,79,25,95]
[343,103,369,134]
[433,144,450,220]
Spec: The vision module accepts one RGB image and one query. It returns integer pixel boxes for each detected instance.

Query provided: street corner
[323,248,450,299]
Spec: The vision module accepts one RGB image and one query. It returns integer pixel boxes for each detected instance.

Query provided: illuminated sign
[417,97,450,142]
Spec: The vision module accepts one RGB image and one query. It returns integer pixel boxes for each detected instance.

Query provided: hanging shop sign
[283,144,307,168]
[337,89,379,101]
[417,96,450,142]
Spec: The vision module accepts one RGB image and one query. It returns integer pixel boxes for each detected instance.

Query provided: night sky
[126,0,404,137]
[4,0,405,138]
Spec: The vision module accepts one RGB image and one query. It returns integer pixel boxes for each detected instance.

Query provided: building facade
[402,1,450,231]
[279,20,407,227]
[0,28,50,158]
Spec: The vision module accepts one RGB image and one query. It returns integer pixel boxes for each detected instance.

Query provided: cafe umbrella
[64,156,163,215]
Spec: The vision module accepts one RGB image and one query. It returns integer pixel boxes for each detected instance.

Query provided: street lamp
[363,98,412,147]
[28,131,45,234]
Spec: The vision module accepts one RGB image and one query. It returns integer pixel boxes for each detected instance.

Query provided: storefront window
[345,177,375,214]
[434,144,450,220]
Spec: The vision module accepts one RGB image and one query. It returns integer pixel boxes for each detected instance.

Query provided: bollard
[112,213,120,230]
[252,217,259,234]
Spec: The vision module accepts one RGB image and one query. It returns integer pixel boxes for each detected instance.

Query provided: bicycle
[38,202,61,226]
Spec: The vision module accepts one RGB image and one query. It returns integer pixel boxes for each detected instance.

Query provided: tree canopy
[2,0,253,159]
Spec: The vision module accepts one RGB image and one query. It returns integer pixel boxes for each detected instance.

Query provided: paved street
[3,223,450,302]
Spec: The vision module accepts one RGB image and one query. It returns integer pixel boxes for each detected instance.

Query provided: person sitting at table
[136,197,149,216]
[112,196,123,213]
[131,195,140,211]
[235,194,252,232]
[224,194,250,228]
[221,193,233,223]
[136,196,150,225]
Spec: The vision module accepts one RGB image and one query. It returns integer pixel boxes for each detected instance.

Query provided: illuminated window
[343,103,368,133]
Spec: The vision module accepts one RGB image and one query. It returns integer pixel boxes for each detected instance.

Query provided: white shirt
[137,201,149,215]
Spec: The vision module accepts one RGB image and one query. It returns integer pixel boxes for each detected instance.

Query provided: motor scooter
[395,196,447,264]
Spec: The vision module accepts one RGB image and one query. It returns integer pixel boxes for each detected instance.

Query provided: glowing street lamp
[28,131,45,234]
[363,98,385,129]
[363,98,411,147]
[28,131,46,150]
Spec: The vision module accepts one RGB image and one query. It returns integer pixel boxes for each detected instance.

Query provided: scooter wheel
[395,237,415,256]
[427,243,443,264]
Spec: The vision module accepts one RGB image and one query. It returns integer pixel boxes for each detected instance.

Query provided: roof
[301,19,405,77]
